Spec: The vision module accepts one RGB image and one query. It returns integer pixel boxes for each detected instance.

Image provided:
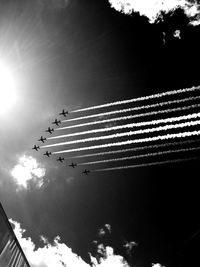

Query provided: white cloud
[173,29,181,38]
[108,0,200,25]
[9,219,90,267]
[10,219,130,267]
[91,245,130,267]
[105,224,111,233]
[97,243,106,255]
[10,155,46,188]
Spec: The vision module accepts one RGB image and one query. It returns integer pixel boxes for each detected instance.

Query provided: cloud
[91,244,130,267]
[10,219,130,267]
[123,241,137,255]
[105,224,111,233]
[108,0,200,25]
[98,228,106,237]
[173,29,181,38]
[10,155,46,189]
[98,224,111,237]
[9,219,90,267]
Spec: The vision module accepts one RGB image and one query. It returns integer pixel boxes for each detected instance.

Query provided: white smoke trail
[93,157,200,172]
[42,120,200,148]
[52,130,200,154]
[58,102,200,130]
[62,95,200,122]
[79,146,200,166]
[71,85,200,113]
[50,112,200,140]
[66,139,200,159]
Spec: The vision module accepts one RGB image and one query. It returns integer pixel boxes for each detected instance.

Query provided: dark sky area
[0,1,200,266]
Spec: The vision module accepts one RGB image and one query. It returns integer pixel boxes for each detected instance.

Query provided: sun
[0,61,17,115]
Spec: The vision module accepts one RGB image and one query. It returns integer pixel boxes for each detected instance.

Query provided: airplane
[82,169,90,175]
[43,151,52,157]
[59,109,68,117]
[69,162,77,168]
[32,145,40,151]
[52,119,61,126]
[57,157,65,163]
[45,127,54,134]
[38,136,47,143]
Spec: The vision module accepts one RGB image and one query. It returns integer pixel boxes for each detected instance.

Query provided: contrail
[79,146,200,166]
[71,85,200,113]
[52,130,200,154]
[65,139,200,159]
[42,120,200,148]
[62,95,200,122]
[50,112,200,140]
[92,156,200,172]
[58,103,200,130]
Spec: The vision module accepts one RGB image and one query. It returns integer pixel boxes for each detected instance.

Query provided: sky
[0,0,200,266]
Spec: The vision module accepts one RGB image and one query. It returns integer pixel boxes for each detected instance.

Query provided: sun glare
[0,62,17,115]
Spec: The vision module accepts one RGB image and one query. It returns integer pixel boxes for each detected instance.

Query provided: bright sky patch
[108,0,200,25]
[11,155,46,188]
[0,62,17,115]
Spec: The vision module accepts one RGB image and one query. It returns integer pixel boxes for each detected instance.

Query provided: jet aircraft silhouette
[52,119,61,126]
[32,145,40,151]
[38,136,47,143]
[45,127,54,134]
[82,169,90,175]
[57,157,65,163]
[69,162,77,168]
[43,151,52,157]
[59,109,68,117]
